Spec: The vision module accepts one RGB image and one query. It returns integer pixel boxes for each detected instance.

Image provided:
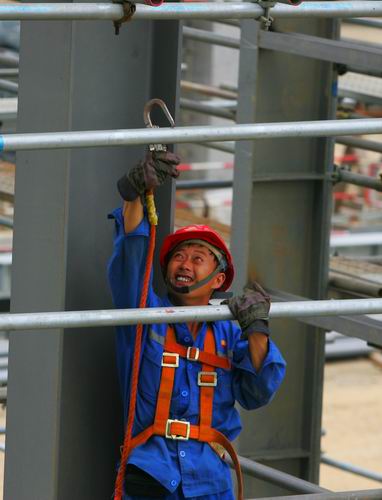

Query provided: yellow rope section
[146,191,158,226]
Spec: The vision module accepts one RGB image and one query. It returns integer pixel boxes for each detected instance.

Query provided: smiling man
[108,151,286,500]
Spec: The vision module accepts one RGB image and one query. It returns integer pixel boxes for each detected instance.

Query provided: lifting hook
[143,98,175,152]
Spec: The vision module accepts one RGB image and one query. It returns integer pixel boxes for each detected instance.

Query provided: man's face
[166,243,226,304]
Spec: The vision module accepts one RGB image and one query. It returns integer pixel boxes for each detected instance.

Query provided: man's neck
[168,292,211,307]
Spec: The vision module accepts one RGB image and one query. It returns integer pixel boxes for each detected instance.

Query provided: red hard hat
[159,225,234,291]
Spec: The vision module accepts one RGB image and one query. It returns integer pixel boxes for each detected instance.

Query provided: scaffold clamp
[112,0,136,35]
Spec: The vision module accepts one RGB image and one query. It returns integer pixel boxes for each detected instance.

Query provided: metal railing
[2,298,382,331]
[0,118,381,151]
[0,2,380,21]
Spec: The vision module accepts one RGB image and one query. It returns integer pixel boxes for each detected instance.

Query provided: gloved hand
[224,282,270,338]
[117,151,181,201]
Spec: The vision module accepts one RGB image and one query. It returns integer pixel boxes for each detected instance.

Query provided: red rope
[114,205,157,500]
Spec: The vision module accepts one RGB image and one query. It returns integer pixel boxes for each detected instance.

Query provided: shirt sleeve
[107,206,161,420]
[231,323,286,411]
[107,206,157,310]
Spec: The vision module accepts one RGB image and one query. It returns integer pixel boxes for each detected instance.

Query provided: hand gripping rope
[113,99,175,500]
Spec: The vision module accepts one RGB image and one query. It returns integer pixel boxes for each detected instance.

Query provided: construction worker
[108,151,286,500]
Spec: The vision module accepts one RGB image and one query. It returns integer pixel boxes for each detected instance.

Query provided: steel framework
[3,1,382,499]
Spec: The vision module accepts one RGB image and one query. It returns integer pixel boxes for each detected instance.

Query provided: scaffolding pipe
[181,80,237,100]
[0,2,379,21]
[332,168,382,192]
[321,455,382,483]
[176,179,232,190]
[0,216,13,229]
[0,51,18,68]
[235,456,327,494]
[0,79,18,94]
[343,18,382,29]
[336,136,382,154]
[0,118,382,151]
[0,69,18,78]
[329,272,382,297]
[3,298,382,331]
[180,98,235,120]
[183,26,239,49]
[193,141,235,155]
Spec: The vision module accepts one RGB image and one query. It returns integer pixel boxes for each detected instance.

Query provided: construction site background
[0,14,381,499]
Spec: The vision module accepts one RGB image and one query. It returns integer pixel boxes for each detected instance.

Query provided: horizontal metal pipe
[181,80,237,100]
[236,455,327,494]
[336,136,382,154]
[329,272,382,297]
[193,141,235,155]
[0,69,19,77]
[0,78,18,94]
[180,98,235,120]
[176,179,232,190]
[3,298,382,332]
[0,51,19,68]
[183,26,239,49]
[1,118,382,151]
[0,2,379,21]
[333,168,382,192]
[0,216,13,229]
[343,18,382,29]
[321,455,382,483]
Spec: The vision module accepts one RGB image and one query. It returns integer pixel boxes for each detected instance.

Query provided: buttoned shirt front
[108,207,286,497]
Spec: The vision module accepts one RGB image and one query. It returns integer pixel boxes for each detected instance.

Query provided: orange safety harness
[129,325,244,500]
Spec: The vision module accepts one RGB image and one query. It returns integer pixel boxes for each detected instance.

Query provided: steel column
[4,10,180,500]
[231,16,336,495]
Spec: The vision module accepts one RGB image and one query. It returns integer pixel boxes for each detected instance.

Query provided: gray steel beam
[258,30,382,78]
[321,455,382,483]
[236,456,328,494]
[231,15,336,496]
[336,136,382,154]
[270,289,382,347]
[332,168,382,192]
[4,11,180,500]
[0,118,381,150]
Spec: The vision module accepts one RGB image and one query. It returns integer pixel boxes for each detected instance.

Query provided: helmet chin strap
[166,264,225,295]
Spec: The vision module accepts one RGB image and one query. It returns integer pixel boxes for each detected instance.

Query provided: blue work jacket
[108,207,286,498]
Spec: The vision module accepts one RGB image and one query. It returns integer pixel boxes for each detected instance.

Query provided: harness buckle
[161,352,179,368]
[198,371,217,387]
[165,419,191,440]
[186,346,200,361]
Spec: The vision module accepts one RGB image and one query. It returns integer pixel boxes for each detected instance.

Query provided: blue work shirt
[108,207,286,498]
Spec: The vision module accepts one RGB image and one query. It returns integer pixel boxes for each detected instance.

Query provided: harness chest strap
[129,326,243,500]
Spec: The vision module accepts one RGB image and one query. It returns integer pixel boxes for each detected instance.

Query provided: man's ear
[212,272,226,290]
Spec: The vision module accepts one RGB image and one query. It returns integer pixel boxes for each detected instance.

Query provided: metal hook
[143,98,175,129]
[143,98,175,152]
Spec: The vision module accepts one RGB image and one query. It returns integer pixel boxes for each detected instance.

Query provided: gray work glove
[224,282,270,338]
[117,151,181,201]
